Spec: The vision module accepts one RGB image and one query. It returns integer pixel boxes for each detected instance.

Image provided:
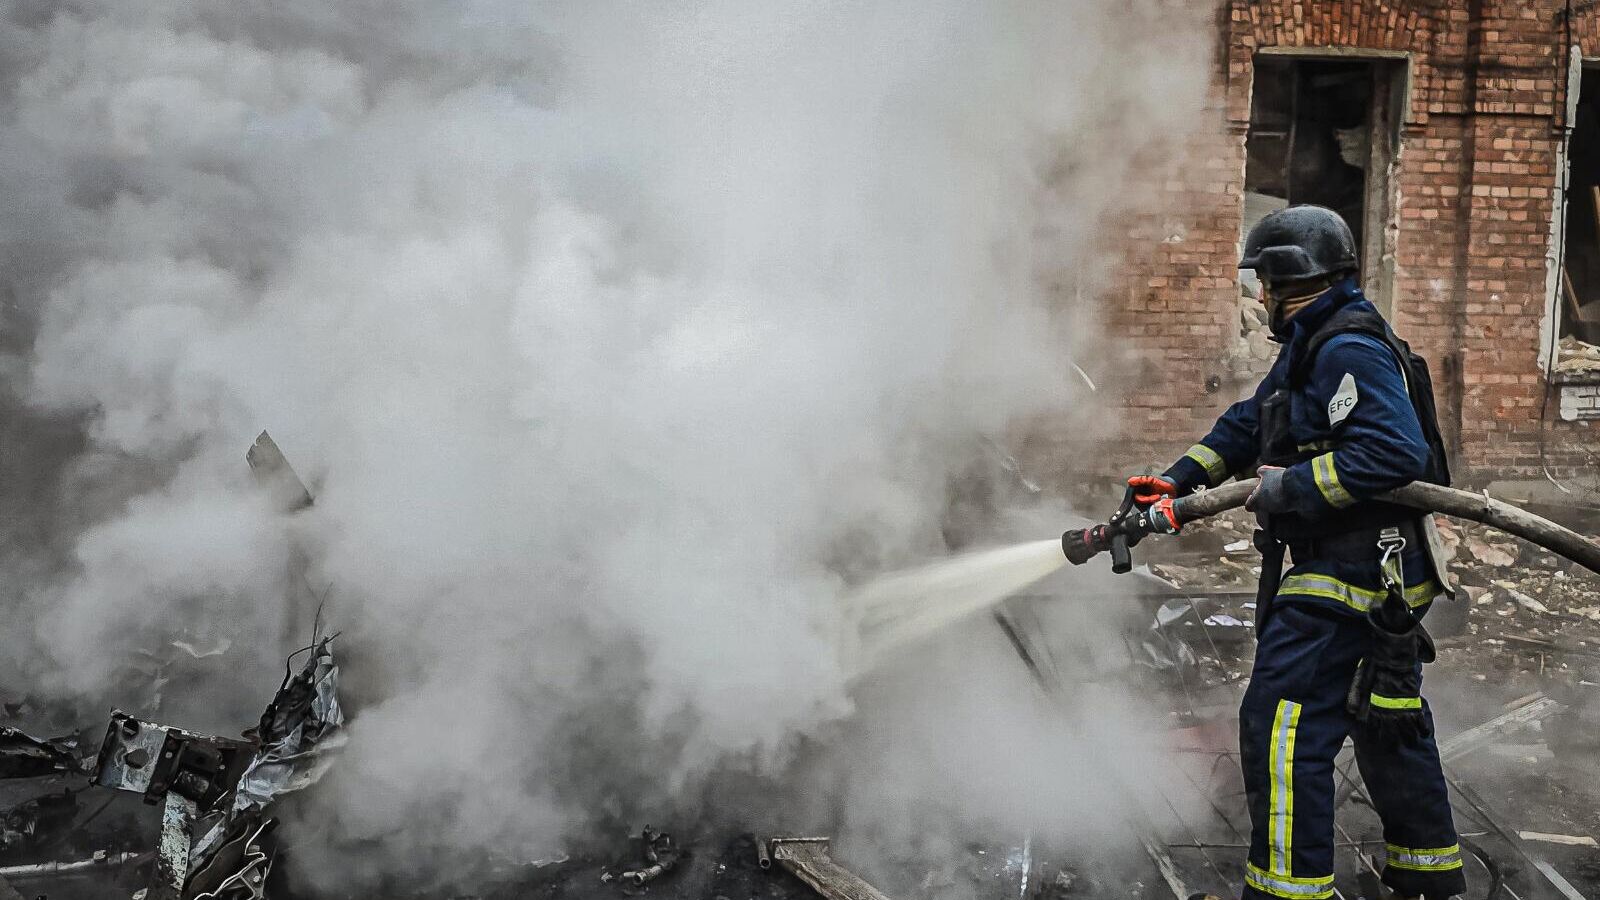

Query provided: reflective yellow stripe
[1277,574,1441,613]
[1311,453,1355,508]
[1385,843,1463,872]
[1370,693,1423,710]
[1184,443,1227,485]
[1246,863,1335,899]
[1268,700,1302,875]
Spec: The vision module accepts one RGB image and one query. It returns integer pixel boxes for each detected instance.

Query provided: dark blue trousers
[1239,602,1465,900]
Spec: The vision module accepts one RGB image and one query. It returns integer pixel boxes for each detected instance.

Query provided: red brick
[1075,0,1597,483]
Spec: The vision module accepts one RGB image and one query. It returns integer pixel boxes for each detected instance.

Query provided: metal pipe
[0,852,146,878]
[623,861,673,885]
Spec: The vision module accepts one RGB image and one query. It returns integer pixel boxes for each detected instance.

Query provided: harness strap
[1254,527,1287,632]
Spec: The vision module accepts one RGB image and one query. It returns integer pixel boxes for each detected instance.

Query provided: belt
[1289,521,1422,563]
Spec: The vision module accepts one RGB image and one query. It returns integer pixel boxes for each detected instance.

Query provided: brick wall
[1087,0,1600,486]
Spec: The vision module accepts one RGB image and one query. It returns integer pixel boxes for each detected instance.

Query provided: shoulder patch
[1328,372,1359,426]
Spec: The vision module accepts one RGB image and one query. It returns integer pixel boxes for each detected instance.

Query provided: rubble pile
[1556,335,1600,376]
[1227,289,1277,383]
[0,640,345,900]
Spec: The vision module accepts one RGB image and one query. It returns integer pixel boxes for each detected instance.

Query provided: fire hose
[1063,478,1600,577]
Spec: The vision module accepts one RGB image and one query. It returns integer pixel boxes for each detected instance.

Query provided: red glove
[1146,495,1181,534]
[1127,474,1179,508]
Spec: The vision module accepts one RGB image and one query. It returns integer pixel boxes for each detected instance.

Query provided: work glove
[1127,475,1182,535]
[1145,496,1181,535]
[1245,465,1290,518]
[1127,474,1179,508]
[1346,589,1436,747]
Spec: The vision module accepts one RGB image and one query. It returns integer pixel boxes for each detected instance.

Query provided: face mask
[1263,280,1328,330]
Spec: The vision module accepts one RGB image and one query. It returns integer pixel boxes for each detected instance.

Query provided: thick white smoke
[0,0,1213,890]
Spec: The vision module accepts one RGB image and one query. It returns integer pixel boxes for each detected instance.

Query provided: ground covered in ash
[402,830,1141,900]
[451,831,1111,900]
[464,832,817,900]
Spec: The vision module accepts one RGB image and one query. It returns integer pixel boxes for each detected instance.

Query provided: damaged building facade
[1110,0,1600,492]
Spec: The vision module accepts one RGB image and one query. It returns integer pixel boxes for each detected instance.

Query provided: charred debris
[0,636,342,900]
[4,437,1599,900]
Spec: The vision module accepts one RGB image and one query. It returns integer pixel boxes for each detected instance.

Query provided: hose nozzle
[1062,526,1103,565]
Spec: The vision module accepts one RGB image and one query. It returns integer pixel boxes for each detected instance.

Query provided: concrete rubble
[1557,336,1600,376]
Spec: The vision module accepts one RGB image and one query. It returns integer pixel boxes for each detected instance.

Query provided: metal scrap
[92,712,251,809]
[622,827,679,886]
[90,710,253,900]
[190,819,275,900]
[245,431,313,512]
[1534,858,1591,900]
[0,788,81,854]
[190,639,345,897]
[152,793,200,900]
[762,837,893,900]
[1138,834,1189,900]
[0,849,146,878]
[231,638,344,818]
[602,826,682,887]
[1439,694,1562,764]
[0,726,83,780]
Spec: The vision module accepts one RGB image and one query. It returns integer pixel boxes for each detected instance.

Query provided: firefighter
[1133,205,1465,900]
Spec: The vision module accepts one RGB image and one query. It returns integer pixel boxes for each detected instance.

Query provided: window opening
[1557,64,1600,377]
[1241,56,1400,313]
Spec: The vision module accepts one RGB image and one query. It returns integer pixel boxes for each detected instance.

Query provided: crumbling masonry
[1104,0,1600,489]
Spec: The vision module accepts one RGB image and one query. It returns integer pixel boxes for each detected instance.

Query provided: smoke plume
[0,0,1213,890]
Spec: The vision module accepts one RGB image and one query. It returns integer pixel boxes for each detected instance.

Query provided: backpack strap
[1289,305,1453,488]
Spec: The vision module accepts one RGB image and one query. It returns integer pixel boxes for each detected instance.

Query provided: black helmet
[1240,205,1358,282]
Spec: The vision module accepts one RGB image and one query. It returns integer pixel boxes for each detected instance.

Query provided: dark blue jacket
[1163,279,1443,617]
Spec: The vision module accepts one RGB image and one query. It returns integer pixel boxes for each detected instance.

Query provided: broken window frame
[1545,50,1600,380]
[1244,47,1411,319]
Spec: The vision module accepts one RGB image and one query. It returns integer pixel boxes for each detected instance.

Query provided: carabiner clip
[1376,526,1407,589]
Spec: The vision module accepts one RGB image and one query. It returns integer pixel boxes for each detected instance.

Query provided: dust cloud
[0,0,1214,891]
